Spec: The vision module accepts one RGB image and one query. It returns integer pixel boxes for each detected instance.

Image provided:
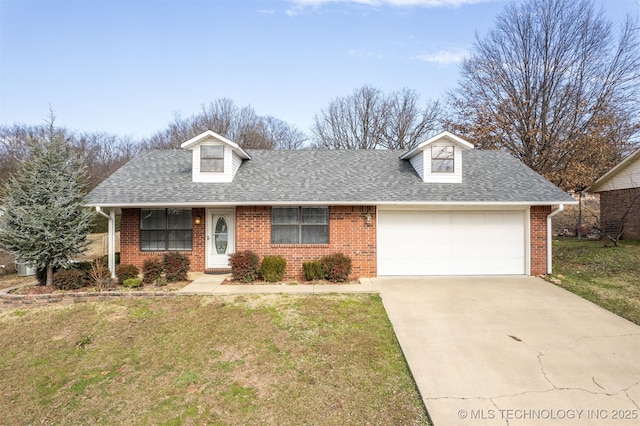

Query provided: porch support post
[546,204,564,275]
[108,208,116,279]
[96,206,117,279]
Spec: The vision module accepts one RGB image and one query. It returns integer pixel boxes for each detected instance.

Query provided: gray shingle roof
[86,149,574,206]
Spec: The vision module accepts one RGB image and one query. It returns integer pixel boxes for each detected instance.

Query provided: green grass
[553,238,640,325]
[0,295,430,425]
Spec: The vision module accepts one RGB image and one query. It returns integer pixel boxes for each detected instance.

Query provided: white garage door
[378,210,526,275]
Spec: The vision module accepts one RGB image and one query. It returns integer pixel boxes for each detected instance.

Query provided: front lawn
[553,238,640,325]
[0,295,430,425]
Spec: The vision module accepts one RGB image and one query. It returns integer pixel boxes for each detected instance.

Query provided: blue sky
[1,0,637,140]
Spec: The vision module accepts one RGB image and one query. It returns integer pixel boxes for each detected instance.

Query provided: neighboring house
[588,147,640,240]
[86,131,575,280]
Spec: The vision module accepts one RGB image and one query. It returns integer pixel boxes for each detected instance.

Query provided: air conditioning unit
[16,262,36,276]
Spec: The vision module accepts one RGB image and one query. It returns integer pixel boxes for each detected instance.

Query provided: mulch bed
[9,281,190,295]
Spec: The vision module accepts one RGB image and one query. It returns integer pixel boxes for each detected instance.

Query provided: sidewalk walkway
[178,273,378,295]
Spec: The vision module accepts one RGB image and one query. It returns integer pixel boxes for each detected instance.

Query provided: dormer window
[431,146,454,173]
[201,145,224,173]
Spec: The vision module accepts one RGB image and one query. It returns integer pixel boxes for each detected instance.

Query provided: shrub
[74,261,94,274]
[320,253,352,282]
[99,252,121,266]
[229,250,260,283]
[116,264,140,284]
[142,257,163,284]
[303,260,325,281]
[155,276,167,287]
[123,277,143,288]
[53,269,86,290]
[90,259,114,290]
[261,255,286,282]
[163,252,190,282]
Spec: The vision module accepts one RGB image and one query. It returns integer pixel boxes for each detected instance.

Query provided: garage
[377,210,527,275]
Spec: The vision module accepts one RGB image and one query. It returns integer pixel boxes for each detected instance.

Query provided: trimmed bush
[320,253,352,282]
[303,260,324,281]
[53,269,86,290]
[123,277,143,288]
[142,257,163,284]
[261,255,286,282]
[116,264,140,284]
[229,250,260,283]
[99,252,121,266]
[163,252,190,282]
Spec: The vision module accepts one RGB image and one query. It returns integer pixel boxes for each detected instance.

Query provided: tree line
[1,0,638,193]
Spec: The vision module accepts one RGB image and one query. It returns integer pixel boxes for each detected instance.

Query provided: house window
[431,146,454,173]
[141,209,192,251]
[200,145,224,172]
[271,207,329,244]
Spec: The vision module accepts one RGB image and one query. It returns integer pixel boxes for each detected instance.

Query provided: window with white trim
[431,146,454,173]
[200,145,224,172]
[271,207,329,244]
[141,209,192,251]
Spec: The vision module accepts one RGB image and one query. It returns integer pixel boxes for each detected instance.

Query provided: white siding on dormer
[192,142,236,183]
[409,151,424,180]
[597,157,640,191]
[423,142,463,183]
[232,151,243,176]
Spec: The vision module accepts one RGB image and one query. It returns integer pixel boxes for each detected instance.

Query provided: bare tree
[263,116,307,150]
[73,132,139,190]
[312,85,442,150]
[385,88,441,149]
[446,0,640,191]
[1,123,139,194]
[142,98,308,150]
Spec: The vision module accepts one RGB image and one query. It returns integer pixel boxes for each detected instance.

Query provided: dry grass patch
[0,295,429,425]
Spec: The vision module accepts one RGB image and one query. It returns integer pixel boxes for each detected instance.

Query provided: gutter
[546,204,564,275]
[96,207,117,279]
[86,200,578,208]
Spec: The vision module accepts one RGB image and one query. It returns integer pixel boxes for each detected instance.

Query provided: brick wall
[120,208,206,272]
[600,188,640,240]
[120,205,548,278]
[530,206,550,276]
[236,206,377,280]
[120,206,376,281]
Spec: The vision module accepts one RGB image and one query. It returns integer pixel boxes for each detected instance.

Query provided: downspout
[96,206,117,279]
[546,204,564,275]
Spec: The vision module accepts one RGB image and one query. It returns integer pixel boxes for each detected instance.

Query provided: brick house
[589,148,640,240]
[86,131,575,279]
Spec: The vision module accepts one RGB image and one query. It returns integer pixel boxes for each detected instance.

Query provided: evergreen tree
[0,116,94,286]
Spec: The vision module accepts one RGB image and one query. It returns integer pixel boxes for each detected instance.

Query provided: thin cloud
[286,0,493,16]
[413,48,469,65]
[257,9,276,14]
[288,0,492,7]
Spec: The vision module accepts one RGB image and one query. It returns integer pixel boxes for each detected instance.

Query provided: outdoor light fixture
[365,213,372,224]
[194,216,202,225]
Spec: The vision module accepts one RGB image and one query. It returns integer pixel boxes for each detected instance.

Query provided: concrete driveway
[374,276,640,426]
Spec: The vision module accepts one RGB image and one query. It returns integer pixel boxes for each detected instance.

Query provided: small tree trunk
[577,191,583,240]
[46,264,53,286]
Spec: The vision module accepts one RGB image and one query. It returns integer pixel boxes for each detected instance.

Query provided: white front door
[207,209,235,269]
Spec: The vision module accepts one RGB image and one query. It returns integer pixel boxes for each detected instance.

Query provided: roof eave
[401,131,475,160]
[180,130,251,160]
[87,200,577,209]
[587,147,640,193]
